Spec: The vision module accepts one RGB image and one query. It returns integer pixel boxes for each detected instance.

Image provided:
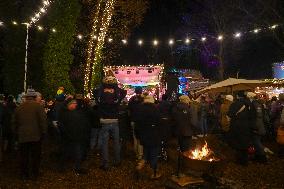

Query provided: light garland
[29,0,52,25]
[75,23,282,45]
[83,0,117,95]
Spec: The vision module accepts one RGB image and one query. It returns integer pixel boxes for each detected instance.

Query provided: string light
[138,39,143,45]
[122,39,127,44]
[201,37,206,42]
[217,35,223,41]
[253,29,260,33]
[108,38,113,42]
[77,34,83,39]
[0,21,3,26]
[40,8,46,13]
[153,39,159,46]
[93,35,97,40]
[88,0,116,92]
[38,26,43,31]
[185,38,190,44]
[29,0,52,25]
[270,24,278,29]
[169,39,174,45]
[12,21,18,25]
[52,28,56,33]
[234,32,242,38]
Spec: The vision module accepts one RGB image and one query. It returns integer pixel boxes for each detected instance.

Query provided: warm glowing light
[201,37,206,42]
[153,39,158,46]
[12,21,18,25]
[234,32,241,38]
[38,26,43,31]
[253,29,260,33]
[217,35,223,41]
[270,24,278,29]
[169,39,174,45]
[108,38,113,42]
[40,8,46,13]
[0,21,3,26]
[77,34,83,39]
[138,39,143,45]
[52,28,56,33]
[43,1,49,6]
[185,38,190,44]
[122,39,127,44]
[93,35,97,39]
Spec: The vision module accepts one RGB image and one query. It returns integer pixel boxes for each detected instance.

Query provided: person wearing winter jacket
[94,76,125,170]
[59,98,91,174]
[14,89,47,180]
[135,95,162,179]
[172,95,193,152]
[248,92,267,163]
[227,91,253,166]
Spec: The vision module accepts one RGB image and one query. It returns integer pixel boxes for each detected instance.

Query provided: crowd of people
[0,76,284,181]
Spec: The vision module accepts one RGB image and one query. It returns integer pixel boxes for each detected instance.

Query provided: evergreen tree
[42,0,81,97]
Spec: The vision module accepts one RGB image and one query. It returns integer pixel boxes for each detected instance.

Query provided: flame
[190,142,210,160]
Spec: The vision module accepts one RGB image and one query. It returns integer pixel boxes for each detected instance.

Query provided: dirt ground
[0,136,283,189]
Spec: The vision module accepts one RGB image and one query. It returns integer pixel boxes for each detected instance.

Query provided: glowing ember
[184,141,219,162]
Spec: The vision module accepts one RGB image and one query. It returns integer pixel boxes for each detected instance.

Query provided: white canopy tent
[196,78,270,95]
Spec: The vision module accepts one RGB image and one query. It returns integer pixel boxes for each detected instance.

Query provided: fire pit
[182,142,225,174]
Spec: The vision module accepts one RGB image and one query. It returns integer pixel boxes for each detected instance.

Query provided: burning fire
[185,141,218,162]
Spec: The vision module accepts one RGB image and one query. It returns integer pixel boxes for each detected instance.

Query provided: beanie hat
[279,93,284,101]
[135,86,143,94]
[247,92,256,99]
[65,98,77,106]
[179,95,191,105]
[25,89,37,97]
[143,95,155,104]
[102,76,117,84]
[225,95,234,102]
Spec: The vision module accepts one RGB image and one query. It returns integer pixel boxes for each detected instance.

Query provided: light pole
[22,23,30,92]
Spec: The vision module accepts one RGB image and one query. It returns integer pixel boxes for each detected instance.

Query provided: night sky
[120,0,284,80]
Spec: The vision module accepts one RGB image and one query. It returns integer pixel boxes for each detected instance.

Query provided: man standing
[14,89,47,180]
[94,76,124,170]
[227,91,252,166]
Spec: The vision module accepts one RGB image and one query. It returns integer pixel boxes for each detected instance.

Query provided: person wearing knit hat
[227,90,255,166]
[247,92,256,100]
[172,93,193,153]
[220,95,234,133]
[143,95,155,104]
[14,89,47,180]
[225,95,234,102]
[179,95,191,105]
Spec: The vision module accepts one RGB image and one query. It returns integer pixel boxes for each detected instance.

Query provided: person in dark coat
[158,94,173,160]
[14,89,47,180]
[172,95,193,152]
[227,91,253,166]
[59,98,90,174]
[128,86,144,161]
[136,95,162,179]
[248,92,268,163]
[2,95,17,153]
[94,76,125,170]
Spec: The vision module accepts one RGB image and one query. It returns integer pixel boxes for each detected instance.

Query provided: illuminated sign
[273,61,284,79]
